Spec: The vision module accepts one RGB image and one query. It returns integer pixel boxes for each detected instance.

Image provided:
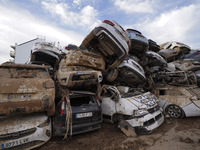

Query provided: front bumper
[0,121,51,150]
[126,109,164,134]
[53,121,102,136]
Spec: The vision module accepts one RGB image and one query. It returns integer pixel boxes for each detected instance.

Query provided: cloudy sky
[0,0,200,64]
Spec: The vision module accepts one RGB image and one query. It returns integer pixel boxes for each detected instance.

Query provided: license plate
[76,112,92,118]
[1,138,29,149]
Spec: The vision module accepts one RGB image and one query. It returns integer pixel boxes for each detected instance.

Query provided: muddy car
[80,20,130,69]
[61,49,105,72]
[126,29,148,58]
[53,91,102,136]
[0,113,51,150]
[0,64,55,116]
[56,66,103,91]
[172,59,200,72]
[100,86,164,135]
[156,85,200,118]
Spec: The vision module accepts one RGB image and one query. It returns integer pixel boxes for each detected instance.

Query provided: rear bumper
[93,27,128,59]
[53,120,102,136]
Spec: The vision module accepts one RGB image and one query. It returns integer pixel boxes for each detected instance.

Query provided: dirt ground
[39,117,200,150]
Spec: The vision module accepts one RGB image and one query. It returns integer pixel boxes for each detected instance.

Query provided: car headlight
[38,117,50,128]
[133,109,149,117]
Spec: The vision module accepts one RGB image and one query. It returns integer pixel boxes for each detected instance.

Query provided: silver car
[81,20,130,69]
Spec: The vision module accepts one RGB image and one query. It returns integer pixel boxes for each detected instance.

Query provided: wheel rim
[167,105,182,118]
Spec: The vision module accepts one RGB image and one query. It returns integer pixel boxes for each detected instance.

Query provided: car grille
[0,128,36,141]
[155,113,162,121]
[148,105,160,114]
[143,118,155,126]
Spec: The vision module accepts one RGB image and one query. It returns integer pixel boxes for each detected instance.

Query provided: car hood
[124,92,157,109]
[0,113,48,135]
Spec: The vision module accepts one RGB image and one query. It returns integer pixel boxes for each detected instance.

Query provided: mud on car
[52,91,102,136]
[100,86,164,135]
[0,113,51,150]
[156,85,200,118]
[0,64,55,116]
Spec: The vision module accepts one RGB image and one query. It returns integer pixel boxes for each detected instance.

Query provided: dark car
[183,50,200,61]
[52,91,102,136]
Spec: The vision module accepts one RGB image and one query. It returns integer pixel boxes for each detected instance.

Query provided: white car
[156,85,200,118]
[160,41,190,51]
[0,113,51,150]
[100,86,164,134]
[81,20,130,69]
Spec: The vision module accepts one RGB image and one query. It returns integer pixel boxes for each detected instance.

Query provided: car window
[70,96,95,106]
[0,67,49,78]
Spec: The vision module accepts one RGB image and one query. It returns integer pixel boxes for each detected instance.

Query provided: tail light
[94,95,101,109]
[103,20,114,26]
[196,52,200,56]
[60,97,66,114]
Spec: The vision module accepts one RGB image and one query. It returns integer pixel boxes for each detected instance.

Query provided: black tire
[165,104,184,119]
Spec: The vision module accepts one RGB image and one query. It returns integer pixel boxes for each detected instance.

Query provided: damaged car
[52,91,102,136]
[156,85,200,118]
[30,42,62,71]
[159,41,191,61]
[0,64,55,116]
[0,113,51,150]
[80,20,130,69]
[148,39,160,52]
[106,55,146,87]
[99,85,164,135]
[126,29,148,58]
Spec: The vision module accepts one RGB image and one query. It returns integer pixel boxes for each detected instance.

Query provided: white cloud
[134,4,200,48]
[113,0,155,13]
[0,3,84,64]
[41,1,101,30]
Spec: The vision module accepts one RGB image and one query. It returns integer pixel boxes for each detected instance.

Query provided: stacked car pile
[1,19,200,149]
[0,64,54,149]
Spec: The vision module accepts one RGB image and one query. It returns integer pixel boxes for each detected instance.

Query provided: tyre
[106,69,118,82]
[165,104,184,119]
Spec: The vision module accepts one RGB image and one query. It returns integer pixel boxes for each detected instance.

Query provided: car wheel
[166,104,184,119]
[106,69,118,82]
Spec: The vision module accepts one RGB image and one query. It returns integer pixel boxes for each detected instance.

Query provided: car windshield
[70,95,95,106]
[0,67,49,78]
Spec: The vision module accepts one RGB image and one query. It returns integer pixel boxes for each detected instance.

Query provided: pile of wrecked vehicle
[1,19,200,150]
